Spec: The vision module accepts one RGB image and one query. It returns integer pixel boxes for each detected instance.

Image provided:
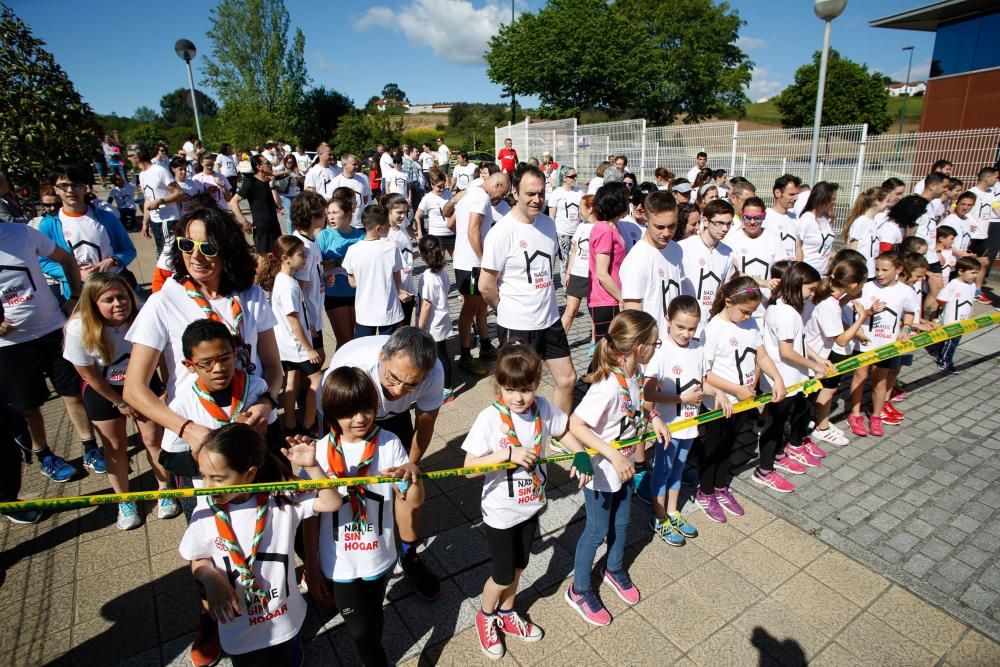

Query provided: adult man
[451,152,477,192]
[548,168,583,277]
[450,172,510,373]
[913,159,953,196]
[968,166,999,301]
[182,135,197,163]
[304,145,338,198]
[765,174,803,261]
[436,137,451,175]
[914,171,950,315]
[671,179,693,205]
[403,146,425,207]
[318,327,443,600]
[129,144,184,257]
[620,190,683,338]
[214,144,239,191]
[330,153,372,228]
[679,199,735,334]
[497,137,519,176]
[480,165,577,414]
[261,141,280,166]
[193,153,232,208]
[293,144,311,173]
[229,155,282,253]
[728,179,757,217]
[687,152,708,183]
[725,196,782,321]
[419,143,436,179]
[380,145,396,189]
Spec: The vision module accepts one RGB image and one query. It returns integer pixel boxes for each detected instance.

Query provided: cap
[672,182,692,194]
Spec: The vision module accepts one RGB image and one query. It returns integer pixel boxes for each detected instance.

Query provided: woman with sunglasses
[548,168,583,278]
[723,197,782,325]
[124,205,283,453]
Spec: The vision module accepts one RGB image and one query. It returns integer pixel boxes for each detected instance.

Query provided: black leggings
[436,340,452,389]
[699,410,749,494]
[759,393,811,471]
[230,635,300,666]
[328,572,391,667]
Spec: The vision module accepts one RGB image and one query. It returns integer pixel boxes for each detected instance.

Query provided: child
[62,272,179,529]
[805,258,869,446]
[290,191,329,365]
[643,295,707,545]
[108,174,137,231]
[316,192,363,347]
[942,191,975,260]
[179,422,342,666]
[342,205,411,338]
[301,367,422,667]
[844,186,890,277]
[462,344,592,658]
[417,235,455,402]
[934,256,980,373]
[560,194,596,355]
[847,252,917,436]
[383,193,416,325]
[566,310,669,627]
[935,225,957,284]
[258,236,323,436]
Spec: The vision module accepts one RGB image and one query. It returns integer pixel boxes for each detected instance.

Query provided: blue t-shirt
[316,226,364,297]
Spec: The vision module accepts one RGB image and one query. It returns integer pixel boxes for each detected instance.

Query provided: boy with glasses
[678,199,735,336]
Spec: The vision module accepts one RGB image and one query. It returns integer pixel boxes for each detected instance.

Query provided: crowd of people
[0,134,998,666]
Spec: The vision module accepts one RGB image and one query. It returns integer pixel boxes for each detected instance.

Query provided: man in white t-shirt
[303,145,339,198]
[913,159,953,196]
[379,146,395,189]
[436,137,451,175]
[679,199,735,334]
[686,152,708,183]
[451,152,478,192]
[182,136,197,162]
[969,166,1000,298]
[480,165,576,414]
[330,154,372,228]
[548,169,583,277]
[914,171,950,315]
[293,144,311,173]
[214,143,239,190]
[419,143,436,178]
[765,174,803,261]
[128,144,184,257]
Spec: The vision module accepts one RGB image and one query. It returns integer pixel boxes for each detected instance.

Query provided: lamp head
[813,0,847,21]
[174,39,197,62]
[902,45,914,52]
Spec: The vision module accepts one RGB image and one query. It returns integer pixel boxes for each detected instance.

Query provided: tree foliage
[381,83,407,102]
[133,106,161,124]
[485,0,752,124]
[0,3,101,186]
[293,87,354,151]
[333,111,403,157]
[159,87,219,125]
[775,50,892,134]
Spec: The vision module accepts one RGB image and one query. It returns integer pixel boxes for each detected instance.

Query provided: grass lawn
[739,96,924,128]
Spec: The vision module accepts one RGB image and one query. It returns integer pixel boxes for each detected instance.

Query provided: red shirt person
[497,138,519,175]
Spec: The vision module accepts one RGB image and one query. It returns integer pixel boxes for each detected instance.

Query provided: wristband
[115,401,128,410]
[572,452,594,476]
[263,394,279,409]
[178,419,193,438]
[648,409,661,421]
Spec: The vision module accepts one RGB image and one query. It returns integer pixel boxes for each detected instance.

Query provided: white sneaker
[117,501,142,530]
[157,496,182,520]
[812,427,849,447]
[828,423,847,437]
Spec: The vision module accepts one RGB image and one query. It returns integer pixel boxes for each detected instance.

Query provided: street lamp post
[808,0,847,186]
[174,39,203,143]
[898,46,915,135]
[509,0,517,124]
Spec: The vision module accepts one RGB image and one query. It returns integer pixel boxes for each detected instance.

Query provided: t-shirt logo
[563,201,579,221]
[820,233,835,255]
[674,377,702,417]
[660,278,681,314]
[672,365,683,376]
[868,306,899,339]
[740,256,770,280]
[734,347,756,386]
[519,240,528,249]
[0,265,36,306]
[697,269,723,305]
[522,249,553,290]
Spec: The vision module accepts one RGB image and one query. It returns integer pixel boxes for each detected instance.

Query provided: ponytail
[584,310,658,383]
[770,261,821,312]
[814,258,868,303]
[256,235,304,292]
[842,186,889,242]
[708,276,761,319]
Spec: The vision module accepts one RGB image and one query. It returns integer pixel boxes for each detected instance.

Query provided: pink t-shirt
[587,221,625,307]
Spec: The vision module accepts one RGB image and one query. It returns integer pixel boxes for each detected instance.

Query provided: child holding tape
[462,343,592,659]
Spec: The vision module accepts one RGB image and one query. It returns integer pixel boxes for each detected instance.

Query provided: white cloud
[746,66,784,101]
[353,0,510,65]
[736,36,766,52]
[883,58,931,83]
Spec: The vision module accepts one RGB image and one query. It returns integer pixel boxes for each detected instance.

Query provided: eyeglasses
[176,236,219,257]
[383,366,421,390]
[187,352,235,371]
[708,219,733,227]
[565,174,578,179]
[41,203,60,209]
[54,182,85,192]
[741,214,765,223]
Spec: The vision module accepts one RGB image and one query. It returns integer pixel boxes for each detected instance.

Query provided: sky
[9,0,937,117]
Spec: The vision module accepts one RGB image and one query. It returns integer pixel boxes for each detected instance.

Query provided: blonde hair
[584,310,658,383]
[73,273,138,364]
[842,186,890,242]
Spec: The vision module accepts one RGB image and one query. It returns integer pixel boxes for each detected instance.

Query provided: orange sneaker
[190,612,221,667]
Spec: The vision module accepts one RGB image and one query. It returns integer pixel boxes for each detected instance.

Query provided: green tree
[381,83,407,102]
[775,50,892,133]
[159,87,219,125]
[333,111,402,157]
[133,106,161,124]
[485,0,752,124]
[294,87,354,151]
[0,4,101,186]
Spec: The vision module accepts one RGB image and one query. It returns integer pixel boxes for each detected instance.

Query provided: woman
[274,154,303,234]
[799,181,840,275]
[123,205,283,452]
[696,184,719,213]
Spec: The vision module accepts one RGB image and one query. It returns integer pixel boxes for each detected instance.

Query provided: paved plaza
[1,220,999,666]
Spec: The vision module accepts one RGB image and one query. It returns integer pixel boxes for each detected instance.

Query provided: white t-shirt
[109,183,137,210]
[702,316,761,408]
[452,163,478,191]
[937,279,975,324]
[798,211,835,274]
[848,215,880,276]
[126,279,277,400]
[418,190,452,237]
[793,190,809,216]
[139,164,180,223]
[620,239,683,338]
[387,228,415,294]
[292,232,324,333]
[419,151,436,171]
[724,227,781,320]
[304,165,336,197]
[58,209,114,269]
[804,296,846,359]
[859,280,917,351]
[686,166,701,183]
[646,339,705,439]
[876,213,903,248]
[587,177,604,195]
[437,144,451,168]
[312,429,407,580]
[617,218,643,252]
[915,199,942,263]
[329,173,371,228]
[63,318,132,385]
[270,272,311,363]
[383,166,409,198]
[568,222,594,278]
[969,186,997,240]
[548,187,583,237]
[192,172,232,208]
[762,300,809,390]
[678,234,733,331]
[453,186,493,271]
[943,213,972,252]
[0,225,65,346]
[461,397,566,529]
[215,154,238,178]
[763,208,799,261]
[179,495,316,655]
[419,269,452,342]
[574,372,643,493]
[341,239,403,327]
[481,213,560,331]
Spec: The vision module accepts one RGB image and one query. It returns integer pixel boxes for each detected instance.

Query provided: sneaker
[812,426,849,447]
[883,403,905,421]
[399,551,441,600]
[632,469,652,505]
[876,409,902,426]
[784,444,821,468]
[602,568,640,604]
[889,387,909,402]
[478,342,497,361]
[565,584,612,626]
[38,453,75,482]
[695,489,727,523]
[651,517,686,546]
[587,342,596,357]
[458,357,487,376]
[938,362,960,374]
[846,414,868,437]
[667,511,698,538]
[975,292,991,304]
[497,610,543,642]
[548,437,568,454]
[5,507,42,524]
[751,468,795,493]
[715,487,745,517]
[157,496,182,520]
[83,448,106,474]
[442,388,456,404]
[117,501,142,531]
[475,610,504,660]
[774,455,807,475]
[191,611,221,667]
[802,436,827,459]
[869,415,884,437]
[828,423,847,438]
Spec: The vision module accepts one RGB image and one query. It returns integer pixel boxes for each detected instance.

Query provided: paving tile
[768,571,861,639]
[634,584,726,653]
[730,595,830,661]
[583,609,680,666]
[944,630,1000,666]
[685,624,787,667]
[809,641,860,667]
[717,537,799,594]
[751,519,827,568]
[834,613,938,666]
[680,558,764,622]
[869,585,967,657]
[804,550,890,607]
[74,561,152,624]
[0,582,75,652]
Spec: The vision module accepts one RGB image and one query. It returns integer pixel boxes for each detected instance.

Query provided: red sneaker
[883,402,905,420]
[847,414,868,437]
[877,409,902,426]
[475,610,504,660]
[869,416,884,436]
[497,610,543,642]
[191,612,221,667]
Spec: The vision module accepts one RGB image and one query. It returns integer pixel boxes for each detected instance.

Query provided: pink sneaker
[715,487,745,517]
[752,468,795,493]
[695,489,727,523]
[785,443,821,468]
[475,610,504,660]
[869,415,884,436]
[497,610,543,642]
[565,584,612,627]
[802,436,827,459]
[602,568,640,604]
[774,455,807,475]
[847,414,868,437]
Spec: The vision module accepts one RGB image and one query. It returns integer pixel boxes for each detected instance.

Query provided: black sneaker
[400,552,441,600]
[5,508,42,524]
[478,342,497,361]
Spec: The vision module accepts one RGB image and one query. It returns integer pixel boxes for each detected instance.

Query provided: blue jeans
[652,437,694,498]
[150,219,166,257]
[280,194,297,233]
[354,321,401,338]
[573,484,632,592]
[938,336,961,365]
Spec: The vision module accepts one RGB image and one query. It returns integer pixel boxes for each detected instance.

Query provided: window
[930,12,1000,78]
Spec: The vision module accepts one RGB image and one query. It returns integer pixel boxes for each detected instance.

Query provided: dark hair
[418,235,446,272]
[709,275,761,318]
[956,190,977,205]
[902,251,929,279]
[702,199,735,220]
[329,191,356,218]
[889,195,929,230]
[931,159,953,171]
[169,156,188,171]
[923,172,948,188]
[200,423,294,504]
[955,256,981,273]
[802,181,840,219]
[814,258,867,303]
[181,319,236,359]
[250,155,268,173]
[493,343,543,391]
[741,196,766,213]
[512,164,545,192]
[770,261,821,311]
[479,161,500,175]
[882,177,905,190]
[256,235,305,291]
[772,173,802,197]
[899,236,928,255]
[594,182,630,221]
[936,224,957,239]
[169,206,257,294]
[380,192,408,213]
[770,259,793,281]
[644,190,677,216]
[131,144,152,162]
[321,367,379,436]
[827,248,866,274]
[629,188,648,208]
[875,250,903,268]
[976,166,998,182]
[696,152,708,159]
[675,203,699,241]
[361,205,388,231]
[292,191,327,232]
[947,177,963,190]
[667,294,701,321]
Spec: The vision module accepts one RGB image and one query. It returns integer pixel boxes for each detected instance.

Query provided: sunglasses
[565,174,578,179]
[741,214,766,223]
[176,236,219,257]
[42,203,60,209]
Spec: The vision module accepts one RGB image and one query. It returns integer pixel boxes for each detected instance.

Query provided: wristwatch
[110,256,122,267]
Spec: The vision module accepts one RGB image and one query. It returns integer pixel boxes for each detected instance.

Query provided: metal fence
[496,118,1000,233]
